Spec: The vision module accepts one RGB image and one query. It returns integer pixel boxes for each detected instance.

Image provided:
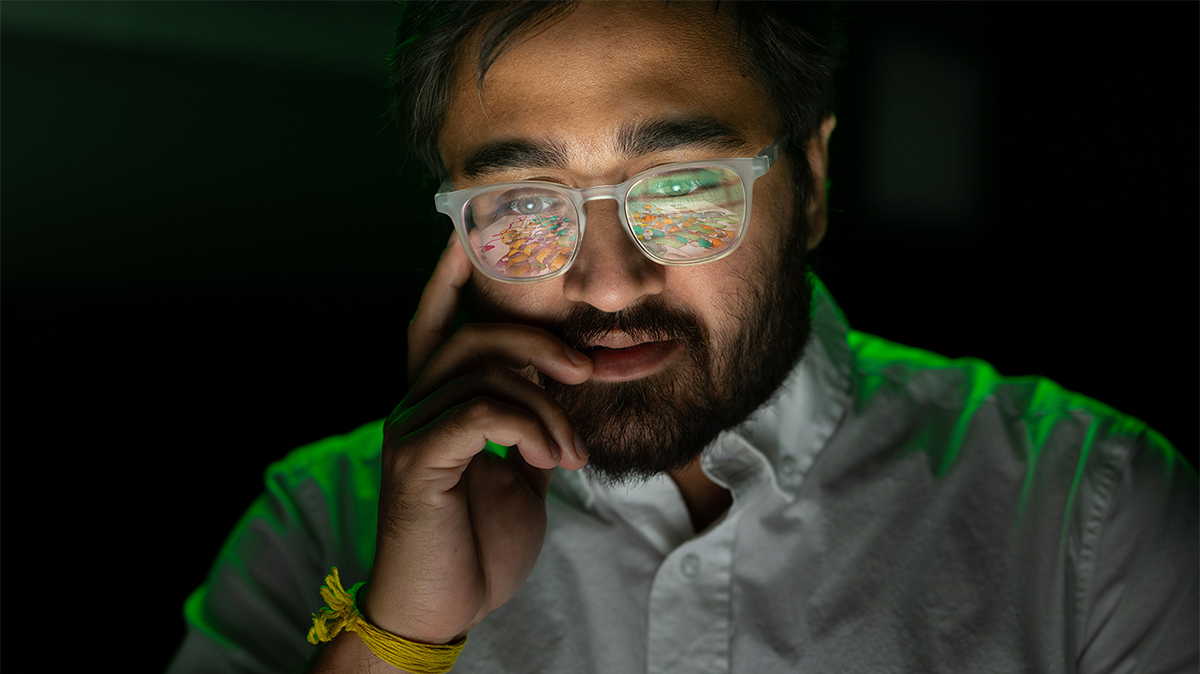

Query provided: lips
[580,337,681,382]
[578,330,662,351]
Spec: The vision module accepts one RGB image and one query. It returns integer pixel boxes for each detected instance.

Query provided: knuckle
[478,364,518,388]
[454,322,485,343]
[508,323,548,346]
[526,324,557,343]
[462,396,498,425]
[426,408,468,444]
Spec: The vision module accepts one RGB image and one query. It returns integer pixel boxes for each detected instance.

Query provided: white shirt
[168,280,1198,674]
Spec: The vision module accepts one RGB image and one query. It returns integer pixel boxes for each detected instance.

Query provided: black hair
[387,1,845,187]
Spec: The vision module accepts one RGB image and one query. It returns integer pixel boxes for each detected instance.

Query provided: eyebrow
[460,139,571,179]
[615,118,750,158]
[458,118,751,180]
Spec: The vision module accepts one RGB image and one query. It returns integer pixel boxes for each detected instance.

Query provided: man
[169,3,1198,673]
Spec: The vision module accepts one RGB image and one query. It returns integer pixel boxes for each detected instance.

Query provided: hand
[357,235,592,645]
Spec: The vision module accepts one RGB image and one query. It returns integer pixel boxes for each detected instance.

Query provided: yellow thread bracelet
[308,567,466,674]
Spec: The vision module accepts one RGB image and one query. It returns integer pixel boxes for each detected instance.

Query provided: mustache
[551,296,709,350]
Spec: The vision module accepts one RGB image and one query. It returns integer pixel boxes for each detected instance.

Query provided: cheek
[671,191,791,330]
[730,206,790,282]
[737,169,796,276]
[468,272,566,326]
[750,169,796,247]
[663,258,759,333]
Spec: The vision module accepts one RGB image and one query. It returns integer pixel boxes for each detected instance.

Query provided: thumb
[408,233,473,388]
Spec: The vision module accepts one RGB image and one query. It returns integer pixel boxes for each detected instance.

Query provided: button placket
[646,522,737,674]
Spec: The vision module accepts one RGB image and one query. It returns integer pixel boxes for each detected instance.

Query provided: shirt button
[780,455,798,476]
[680,553,701,579]
[779,455,800,486]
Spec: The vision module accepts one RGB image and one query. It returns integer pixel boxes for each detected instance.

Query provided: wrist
[308,568,467,674]
[356,580,469,646]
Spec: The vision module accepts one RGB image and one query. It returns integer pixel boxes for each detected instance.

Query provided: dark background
[3,2,1196,671]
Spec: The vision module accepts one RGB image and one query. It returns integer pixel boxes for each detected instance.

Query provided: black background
[3,2,1196,671]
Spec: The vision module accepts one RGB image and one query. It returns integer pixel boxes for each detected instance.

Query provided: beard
[540,225,814,485]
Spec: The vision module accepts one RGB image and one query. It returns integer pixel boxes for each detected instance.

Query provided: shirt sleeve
[1075,427,1199,674]
[166,423,382,674]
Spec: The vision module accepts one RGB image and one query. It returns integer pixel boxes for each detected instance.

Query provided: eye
[647,177,701,196]
[637,168,724,199]
[496,190,566,217]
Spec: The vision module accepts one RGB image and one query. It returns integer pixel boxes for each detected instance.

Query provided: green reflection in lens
[632,168,724,198]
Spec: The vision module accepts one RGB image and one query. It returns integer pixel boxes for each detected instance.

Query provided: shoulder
[841,327,1197,546]
[259,419,386,566]
[846,329,1181,461]
[264,419,385,494]
[841,329,1195,527]
[168,420,388,674]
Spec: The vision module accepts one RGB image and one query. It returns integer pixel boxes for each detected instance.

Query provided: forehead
[438,2,778,179]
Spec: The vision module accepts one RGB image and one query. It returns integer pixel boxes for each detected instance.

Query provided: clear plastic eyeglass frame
[434,139,783,284]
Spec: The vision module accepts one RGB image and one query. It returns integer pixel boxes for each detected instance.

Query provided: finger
[410,323,593,403]
[502,443,555,500]
[391,398,565,493]
[388,365,588,470]
[464,451,553,602]
[465,448,554,513]
[408,233,472,387]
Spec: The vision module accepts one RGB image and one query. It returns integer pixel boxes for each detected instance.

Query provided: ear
[804,114,837,250]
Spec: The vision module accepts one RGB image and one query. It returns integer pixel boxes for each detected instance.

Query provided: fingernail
[564,345,590,366]
[549,441,562,461]
[574,435,589,459]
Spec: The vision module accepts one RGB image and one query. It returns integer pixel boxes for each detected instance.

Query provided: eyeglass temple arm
[433,182,454,213]
[752,138,785,179]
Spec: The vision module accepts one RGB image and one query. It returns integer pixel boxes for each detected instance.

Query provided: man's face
[438,2,817,483]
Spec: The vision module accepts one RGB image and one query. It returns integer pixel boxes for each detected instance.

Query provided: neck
[669,457,733,534]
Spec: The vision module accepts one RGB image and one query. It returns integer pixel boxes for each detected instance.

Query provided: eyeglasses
[434,139,783,283]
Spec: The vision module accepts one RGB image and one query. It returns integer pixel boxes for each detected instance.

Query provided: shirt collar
[708,273,854,503]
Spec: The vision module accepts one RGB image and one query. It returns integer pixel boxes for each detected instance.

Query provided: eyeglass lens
[461,166,746,280]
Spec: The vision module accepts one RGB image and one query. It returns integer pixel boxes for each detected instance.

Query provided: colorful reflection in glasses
[629,202,742,261]
[626,166,745,262]
[462,166,746,278]
[475,213,578,278]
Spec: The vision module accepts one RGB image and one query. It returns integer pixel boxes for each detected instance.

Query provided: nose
[562,199,665,312]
